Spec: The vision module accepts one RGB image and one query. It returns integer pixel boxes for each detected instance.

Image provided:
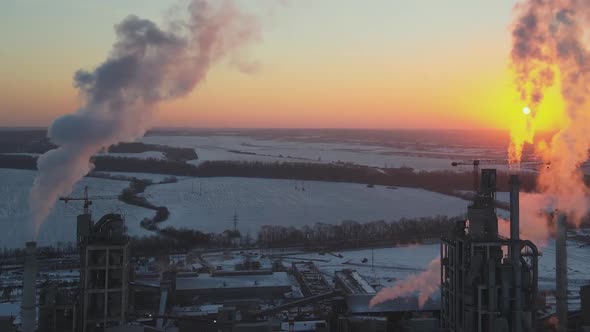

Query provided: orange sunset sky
[0,1,565,130]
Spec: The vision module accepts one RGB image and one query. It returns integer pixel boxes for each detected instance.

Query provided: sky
[0,0,560,130]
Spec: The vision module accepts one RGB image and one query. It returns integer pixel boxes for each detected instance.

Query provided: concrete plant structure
[78,213,130,332]
[440,171,539,332]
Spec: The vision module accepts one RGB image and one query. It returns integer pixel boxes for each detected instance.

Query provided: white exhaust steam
[29,0,260,237]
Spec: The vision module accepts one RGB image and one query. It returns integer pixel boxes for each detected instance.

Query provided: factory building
[440,171,539,332]
[77,213,130,332]
[12,167,590,332]
[38,283,77,332]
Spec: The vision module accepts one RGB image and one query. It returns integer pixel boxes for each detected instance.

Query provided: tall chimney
[21,241,37,332]
[509,175,522,332]
[556,213,568,332]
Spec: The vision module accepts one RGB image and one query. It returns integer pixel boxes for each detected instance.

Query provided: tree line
[108,142,198,161]
[0,153,540,194]
[257,216,462,249]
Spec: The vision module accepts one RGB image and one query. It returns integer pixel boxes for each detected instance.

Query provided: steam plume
[499,193,554,247]
[508,1,557,165]
[369,256,440,308]
[509,0,590,226]
[29,0,260,236]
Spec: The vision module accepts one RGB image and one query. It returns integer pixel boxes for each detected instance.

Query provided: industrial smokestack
[510,175,520,246]
[509,175,521,332]
[556,213,568,332]
[21,241,37,332]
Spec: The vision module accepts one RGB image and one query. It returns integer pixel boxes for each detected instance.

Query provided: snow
[288,238,590,311]
[138,272,292,289]
[97,151,166,160]
[0,169,154,248]
[282,245,439,291]
[0,152,40,157]
[1,151,166,160]
[141,135,472,171]
[202,251,271,271]
[537,239,590,293]
[496,191,510,204]
[145,177,469,233]
[101,172,184,183]
[0,301,19,317]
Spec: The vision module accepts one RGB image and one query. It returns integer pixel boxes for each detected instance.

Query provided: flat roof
[136,272,292,291]
[345,294,440,313]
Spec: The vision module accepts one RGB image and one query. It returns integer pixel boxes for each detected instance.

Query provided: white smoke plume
[372,0,590,307]
[29,0,260,237]
[369,256,440,309]
[509,0,590,228]
[499,192,554,247]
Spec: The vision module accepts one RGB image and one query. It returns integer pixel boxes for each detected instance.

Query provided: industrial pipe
[509,175,522,332]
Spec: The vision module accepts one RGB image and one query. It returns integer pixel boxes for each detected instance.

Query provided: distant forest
[0,133,197,161]
[0,151,538,195]
[0,216,461,258]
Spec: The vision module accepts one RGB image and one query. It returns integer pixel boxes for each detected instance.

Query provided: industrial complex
[2,168,590,332]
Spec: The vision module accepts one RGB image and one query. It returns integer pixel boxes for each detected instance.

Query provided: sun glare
[522,106,531,115]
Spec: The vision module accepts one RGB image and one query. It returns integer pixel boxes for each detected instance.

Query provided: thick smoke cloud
[374,0,590,307]
[29,0,260,236]
[509,0,590,226]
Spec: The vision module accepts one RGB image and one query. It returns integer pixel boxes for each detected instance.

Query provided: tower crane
[451,160,506,194]
[451,159,549,195]
[58,186,120,216]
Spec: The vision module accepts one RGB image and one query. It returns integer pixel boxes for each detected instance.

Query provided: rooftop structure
[334,269,376,295]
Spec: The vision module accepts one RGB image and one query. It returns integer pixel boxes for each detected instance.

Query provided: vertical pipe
[510,175,520,249]
[21,241,37,332]
[510,175,521,332]
[487,255,496,332]
[556,213,568,332]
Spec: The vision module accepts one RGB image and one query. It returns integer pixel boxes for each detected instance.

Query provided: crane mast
[58,186,120,216]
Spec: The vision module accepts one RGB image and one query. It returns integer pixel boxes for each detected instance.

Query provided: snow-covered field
[1,151,166,160]
[141,135,481,171]
[0,169,471,248]
[145,177,469,233]
[0,169,153,248]
[100,171,184,183]
[96,151,166,160]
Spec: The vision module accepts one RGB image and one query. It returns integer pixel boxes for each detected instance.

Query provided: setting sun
[522,106,531,115]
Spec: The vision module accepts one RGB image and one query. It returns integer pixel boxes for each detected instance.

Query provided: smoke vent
[21,241,37,332]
